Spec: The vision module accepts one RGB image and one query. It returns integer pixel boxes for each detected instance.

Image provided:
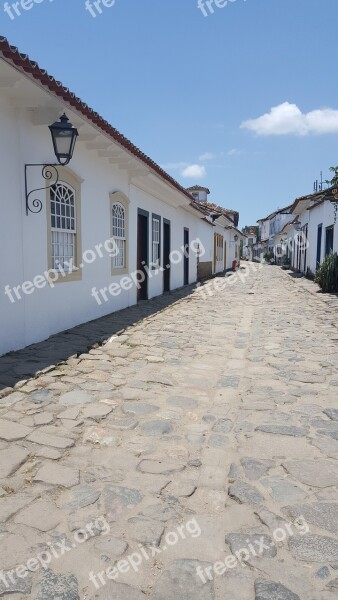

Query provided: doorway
[184,228,189,285]
[325,226,334,257]
[163,219,171,292]
[316,224,322,267]
[137,209,149,301]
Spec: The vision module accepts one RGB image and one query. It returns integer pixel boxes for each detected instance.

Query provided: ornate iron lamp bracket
[25,164,59,215]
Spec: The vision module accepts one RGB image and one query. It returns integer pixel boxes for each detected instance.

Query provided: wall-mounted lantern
[234,234,239,242]
[25,113,78,215]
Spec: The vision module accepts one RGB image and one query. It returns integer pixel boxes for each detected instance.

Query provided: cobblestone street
[0,264,338,600]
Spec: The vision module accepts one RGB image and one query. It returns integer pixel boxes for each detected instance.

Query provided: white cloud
[181,164,206,179]
[241,102,338,136]
[227,148,241,156]
[198,152,214,162]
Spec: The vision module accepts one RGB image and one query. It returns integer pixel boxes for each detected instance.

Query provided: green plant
[326,167,338,223]
[315,252,338,293]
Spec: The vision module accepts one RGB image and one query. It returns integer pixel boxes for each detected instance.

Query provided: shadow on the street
[0,284,198,392]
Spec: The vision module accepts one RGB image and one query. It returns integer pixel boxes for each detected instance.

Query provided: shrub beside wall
[315,252,338,293]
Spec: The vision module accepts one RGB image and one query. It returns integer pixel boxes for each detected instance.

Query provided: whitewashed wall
[307,201,337,273]
[0,96,206,355]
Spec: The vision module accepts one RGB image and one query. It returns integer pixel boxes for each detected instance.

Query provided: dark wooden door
[325,226,334,256]
[163,220,171,292]
[184,228,189,285]
[137,212,148,301]
[316,224,323,267]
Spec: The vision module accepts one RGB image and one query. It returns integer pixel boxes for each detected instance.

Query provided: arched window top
[50,182,76,231]
[112,202,125,239]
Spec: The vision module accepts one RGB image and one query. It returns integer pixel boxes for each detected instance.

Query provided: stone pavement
[0,263,338,600]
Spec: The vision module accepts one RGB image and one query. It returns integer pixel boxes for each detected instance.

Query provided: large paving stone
[152,559,214,599]
[35,570,79,600]
[282,460,338,488]
[28,389,51,404]
[0,571,32,596]
[0,446,29,478]
[127,517,165,546]
[122,402,159,415]
[208,434,230,448]
[327,577,338,589]
[281,502,338,534]
[0,495,35,522]
[59,390,93,406]
[27,430,75,449]
[229,480,265,505]
[14,500,63,531]
[93,582,145,599]
[260,476,307,503]
[226,533,276,559]
[140,420,173,435]
[108,416,139,430]
[256,424,306,437]
[0,419,32,441]
[61,484,101,512]
[104,485,143,520]
[34,463,80,488]
[82,403,113,419]
[240,458,275,480]
[137,459,185,474]
[212,419,233,433]
[324,408,338,421]
[289,534,338,562]
[254,578,300,600]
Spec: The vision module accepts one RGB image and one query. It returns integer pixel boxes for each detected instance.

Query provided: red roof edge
[0,36,195,205]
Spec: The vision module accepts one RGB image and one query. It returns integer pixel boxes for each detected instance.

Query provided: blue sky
[2,0,338,226]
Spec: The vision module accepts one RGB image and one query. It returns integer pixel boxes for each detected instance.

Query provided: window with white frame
[112,203,126,269]
[50,182,76,272]
[152,216,160,267]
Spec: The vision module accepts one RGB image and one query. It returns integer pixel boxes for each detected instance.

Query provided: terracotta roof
[308,188,337,211]
[194,201,239,226]
[0,36,196,206]
[186,185,211,194]
[288,189,335,214]
[259,204,293,222]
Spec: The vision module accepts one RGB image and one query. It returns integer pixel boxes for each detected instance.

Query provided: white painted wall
[307,201,337,273]
[258,219,270,241]
[0,96,207,355]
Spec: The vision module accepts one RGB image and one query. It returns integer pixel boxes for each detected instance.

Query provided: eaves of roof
[0,36,195,206]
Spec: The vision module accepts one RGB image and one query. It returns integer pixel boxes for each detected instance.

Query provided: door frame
[184,227,189,285]
[316,223,323,268]
[137,208,149,301]
[163,218,171,292]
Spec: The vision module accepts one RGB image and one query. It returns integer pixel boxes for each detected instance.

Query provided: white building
[242,227,257,261]
[0,38,221,356]
[290,190,337,274]
[186,186,242,277]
